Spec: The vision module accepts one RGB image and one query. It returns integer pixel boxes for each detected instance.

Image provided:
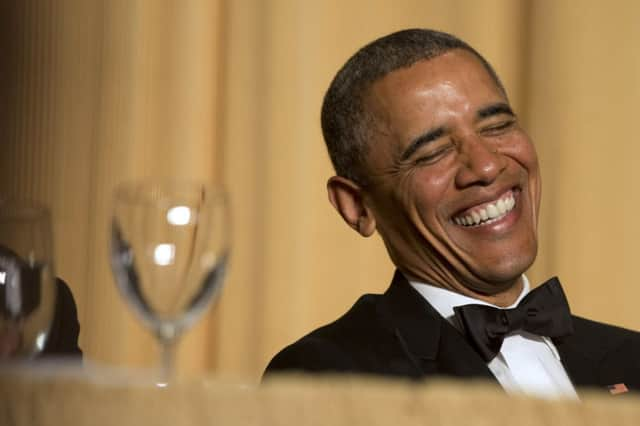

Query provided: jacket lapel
[554,316,638,396]
[554,335,601,391]
[379,271,494,381]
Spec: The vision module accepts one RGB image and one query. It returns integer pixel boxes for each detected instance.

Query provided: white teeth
[453,193,516,227]
[486,204,499,218]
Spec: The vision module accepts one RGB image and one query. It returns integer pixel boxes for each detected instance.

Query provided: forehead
[365,50,507,140]
[370,49,503,103]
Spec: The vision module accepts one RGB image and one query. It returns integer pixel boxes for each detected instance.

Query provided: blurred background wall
[1,0,639,381]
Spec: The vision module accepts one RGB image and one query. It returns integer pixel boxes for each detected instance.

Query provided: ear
[327,176,376,237]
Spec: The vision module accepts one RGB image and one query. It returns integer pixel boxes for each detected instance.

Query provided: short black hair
[321,28,505,186]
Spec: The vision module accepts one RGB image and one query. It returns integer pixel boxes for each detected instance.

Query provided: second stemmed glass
[110,181,229,385]
[0,199,57,360]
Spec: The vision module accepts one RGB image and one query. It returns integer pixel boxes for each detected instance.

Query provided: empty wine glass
[0,198,57,360]
[110,181,229,384]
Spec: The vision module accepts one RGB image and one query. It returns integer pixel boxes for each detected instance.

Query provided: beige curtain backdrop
[2,0,639,380]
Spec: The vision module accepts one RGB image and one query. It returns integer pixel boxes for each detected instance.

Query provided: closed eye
[414,143,455,165]
[480,119,516,136]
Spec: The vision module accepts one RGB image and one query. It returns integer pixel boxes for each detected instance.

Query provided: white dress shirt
[408,275,579,400]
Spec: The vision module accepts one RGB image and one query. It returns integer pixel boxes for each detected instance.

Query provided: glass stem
[158,334,177,386]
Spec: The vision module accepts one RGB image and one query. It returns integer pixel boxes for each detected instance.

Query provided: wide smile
[452,189,519,227]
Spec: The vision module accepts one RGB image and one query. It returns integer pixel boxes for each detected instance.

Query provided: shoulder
[572,315,640,341]
[42,278,82,357]
[569,315,640,357]
[264,293,393,375]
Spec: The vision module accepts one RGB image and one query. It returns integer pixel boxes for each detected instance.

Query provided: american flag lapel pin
[607,383,629,395]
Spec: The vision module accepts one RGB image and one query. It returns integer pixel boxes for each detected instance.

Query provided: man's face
[361,49,540,297]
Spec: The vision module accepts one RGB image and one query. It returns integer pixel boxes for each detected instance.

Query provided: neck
[470,278,524,307]
[402,266,525,308]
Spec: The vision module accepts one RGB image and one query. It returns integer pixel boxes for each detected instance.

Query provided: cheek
[516,140,541,199]
[406,167,454,225]
[520,142,540,176]
[501,132,539,173]
[502,135,541,213]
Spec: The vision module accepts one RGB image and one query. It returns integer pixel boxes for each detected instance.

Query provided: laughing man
[264,29,640,398]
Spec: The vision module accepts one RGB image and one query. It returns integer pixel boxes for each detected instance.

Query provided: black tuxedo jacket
[265,271,640,395]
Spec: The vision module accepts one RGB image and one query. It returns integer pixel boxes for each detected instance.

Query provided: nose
[454,135,505,188]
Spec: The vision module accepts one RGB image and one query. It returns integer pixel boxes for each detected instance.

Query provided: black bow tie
[453,277,574,362]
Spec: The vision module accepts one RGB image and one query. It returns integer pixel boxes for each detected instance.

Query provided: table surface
[1,361,639,426]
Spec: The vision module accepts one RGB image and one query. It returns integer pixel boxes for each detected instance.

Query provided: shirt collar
[407,275,563,361]
[408,274,531,326]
